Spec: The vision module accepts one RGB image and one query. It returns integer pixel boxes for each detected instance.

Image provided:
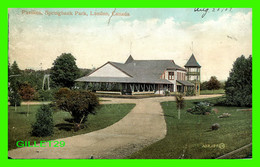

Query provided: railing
[186,72,200,75]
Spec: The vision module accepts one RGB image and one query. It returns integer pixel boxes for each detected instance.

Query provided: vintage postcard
[8,8,252,159]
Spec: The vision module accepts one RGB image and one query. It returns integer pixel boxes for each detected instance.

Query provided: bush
[18,83,36,101]
[200,81,208,90]
[54,88,99,130]
[187,102,212,115]
[38,89,55,101]
[164,90,170,96]
[185,87,195,96]
[31,104,54,137]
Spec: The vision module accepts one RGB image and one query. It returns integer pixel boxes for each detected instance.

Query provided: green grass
[129,98,252,159]
[200,89,225,95]
[8,103,135,150]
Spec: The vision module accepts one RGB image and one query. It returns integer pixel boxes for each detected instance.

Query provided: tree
[31,104,54,137]
[50,53,80,88]
[207,76,221,90]
[18,83,35,116]
[10,61,21,75]
[200,81,208,90]
[54,88,99,131]
[9,90,22,108]
[175,94,185,119]
[9,61,22,109]
[225,55,252,107]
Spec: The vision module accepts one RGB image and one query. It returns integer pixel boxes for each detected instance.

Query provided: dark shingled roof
[125,55,134,64]
[177,80,194,86]
[76,56,194,85]
[184,54,201,68]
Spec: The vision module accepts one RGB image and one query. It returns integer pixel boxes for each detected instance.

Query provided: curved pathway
[8,94,222,159]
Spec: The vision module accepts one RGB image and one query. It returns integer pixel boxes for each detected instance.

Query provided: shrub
[164,90,170,96]
[185,87,195,96]
[200,81,208,90]
[187,102,212,115]
[38,89,54,101]
[31,105,54,137]
[54,88,99,131]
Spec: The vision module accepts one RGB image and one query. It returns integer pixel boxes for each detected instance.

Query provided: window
[190,75,197,81]
[168,72,174,80]
[189,68,198,72]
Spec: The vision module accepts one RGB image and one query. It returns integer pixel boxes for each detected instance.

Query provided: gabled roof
[109,59,186,81]
[184,54,201,68]
[76,56,187,84]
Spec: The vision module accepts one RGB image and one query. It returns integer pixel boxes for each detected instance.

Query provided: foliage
[175,94,185,109]
[9,61,21,93]
[37,89,56,101]
[31,105,54,137]
[54,88,99,125]
[187,102,212,115]
[8,61,22,106]
[185,87,195,96]
[200,81,208,90]
[207,76,221,90]
[225,55,252,107]
[164,90,170,96]
[10,61,21,75]
[79,68,92,78]
[20,69,45,91]
[50,53,80,88]
[9,90,22,106]
[18,83,36,101]
[220,81,225,89]
[175,94,184,119]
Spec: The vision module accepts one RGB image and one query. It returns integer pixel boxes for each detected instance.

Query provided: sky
[8,8,252,81]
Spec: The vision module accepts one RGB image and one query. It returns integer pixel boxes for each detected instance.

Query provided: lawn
[129,98,252,159]
[200,89,225,95]
[8,103,135,150]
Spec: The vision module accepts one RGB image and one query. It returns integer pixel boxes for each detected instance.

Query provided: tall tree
[9,61,22,108]
[10,61,21,75]
[50,53,80,88]
[225,55,252,107]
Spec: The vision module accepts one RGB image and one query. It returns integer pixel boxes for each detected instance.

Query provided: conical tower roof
[184,54,201,68]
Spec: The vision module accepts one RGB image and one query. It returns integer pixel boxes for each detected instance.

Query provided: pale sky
[8,8,252,81]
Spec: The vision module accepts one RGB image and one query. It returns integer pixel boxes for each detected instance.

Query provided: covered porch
[176,80,195,94]
[85,82,174,95]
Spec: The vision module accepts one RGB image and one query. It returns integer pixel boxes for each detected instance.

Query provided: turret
[185,54,201,95]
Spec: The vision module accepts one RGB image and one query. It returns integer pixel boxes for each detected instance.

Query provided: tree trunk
[27,102,30,117]
[178,108,180,120]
